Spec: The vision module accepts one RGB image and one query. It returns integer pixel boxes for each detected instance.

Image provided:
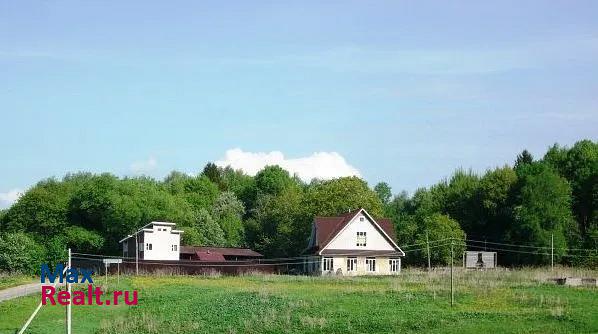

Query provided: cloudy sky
[1,1,597,208]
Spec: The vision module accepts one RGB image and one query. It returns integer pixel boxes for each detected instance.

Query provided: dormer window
[356,231,367,246]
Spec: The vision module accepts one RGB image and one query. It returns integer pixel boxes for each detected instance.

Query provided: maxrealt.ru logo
[40,264,138,306]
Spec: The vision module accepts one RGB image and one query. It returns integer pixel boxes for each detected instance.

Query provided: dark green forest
[1,139,596,273]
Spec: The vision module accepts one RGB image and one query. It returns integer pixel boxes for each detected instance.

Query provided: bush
[0,232,46,274]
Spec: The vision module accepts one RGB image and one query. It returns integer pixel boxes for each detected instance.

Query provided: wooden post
[551,233,554,271]
[105,262,108,290]
[135,233,139,275]
[450,240,454,307]
[426,231,431,272]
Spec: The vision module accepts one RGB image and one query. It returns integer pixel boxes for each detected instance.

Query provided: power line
[466,238,598,253]
[466,243,597,258]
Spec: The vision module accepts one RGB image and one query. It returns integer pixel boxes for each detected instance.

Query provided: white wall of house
[306,256,401,275]
[325,213,395,251]
[140,223,181,260]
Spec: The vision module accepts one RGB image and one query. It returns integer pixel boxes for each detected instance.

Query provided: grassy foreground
[0,268,596,334]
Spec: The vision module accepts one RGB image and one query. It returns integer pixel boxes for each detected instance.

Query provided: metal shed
[463,251,497,269]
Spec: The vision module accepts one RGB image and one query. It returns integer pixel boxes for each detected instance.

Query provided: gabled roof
[307,208,404,256]
[180,246,263,257]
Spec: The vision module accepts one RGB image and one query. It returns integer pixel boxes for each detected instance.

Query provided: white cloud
[215,148,360,182]
[0,188,23,209]
[130,157,158,175]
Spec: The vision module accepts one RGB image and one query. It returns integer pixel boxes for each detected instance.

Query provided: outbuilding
[119,221,184,261]
[463,251,497,269]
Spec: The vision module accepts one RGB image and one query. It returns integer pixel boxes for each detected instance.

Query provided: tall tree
[305,177,384,218]
[509,163,574,264]
[515,149,534,169]
[374,182,392,206]
[212,191,245,247]
[202,162,224,189]
[255,165,298,196]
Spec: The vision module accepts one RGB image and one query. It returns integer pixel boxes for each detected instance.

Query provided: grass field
[0,268,596,334]
[0,274,37,290]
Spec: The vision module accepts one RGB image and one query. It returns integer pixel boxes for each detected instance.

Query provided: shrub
[0,232,46,274]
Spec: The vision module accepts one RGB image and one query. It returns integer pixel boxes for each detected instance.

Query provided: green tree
[202,162,224,189]
[509,163,574,264]
[248,187,306,256]
[444,169,482,236]
[255,166,298,196]
[385,191,418,248]
[212,192,245,246]
[2,179,72,241]
[561,140,597,240]
[515,149,534,169]
[414,214,466,265]
[64,226,105,252]
[0,233,46,274]
[479,166,517,241]
[220,166,256,211]
[305,177,383,218]
[374,182,392,206]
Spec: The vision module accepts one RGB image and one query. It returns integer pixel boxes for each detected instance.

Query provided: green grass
[0,274,37,290]
[0,268,597,334]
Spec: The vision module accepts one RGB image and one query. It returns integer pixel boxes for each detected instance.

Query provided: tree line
[0,139,596,273]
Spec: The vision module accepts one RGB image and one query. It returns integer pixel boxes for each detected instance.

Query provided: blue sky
[1,1,597,207]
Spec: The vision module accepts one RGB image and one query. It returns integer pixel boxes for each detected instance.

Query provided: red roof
[309,208,399,254]
[195,251,226,262]
[180,246,263,257]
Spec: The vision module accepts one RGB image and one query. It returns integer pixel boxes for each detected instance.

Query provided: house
[179,246,264,262]
[119,221,184,261]
[463,251,497,269]
[304,208,405,275]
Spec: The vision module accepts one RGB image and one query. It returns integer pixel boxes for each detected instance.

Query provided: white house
[119,221,183,261]
[304,208,405,275]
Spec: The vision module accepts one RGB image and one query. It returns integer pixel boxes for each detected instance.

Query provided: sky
[1,1,597,208]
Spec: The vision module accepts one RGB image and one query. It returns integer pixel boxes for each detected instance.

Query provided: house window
[323,257,334,272]
[356,232,367,246]
[347,257,357,272]
[359,217,365,222]
[389,258,400,273]
[146,243,152,250]
[366,257,376,272]
[171,245,178,251]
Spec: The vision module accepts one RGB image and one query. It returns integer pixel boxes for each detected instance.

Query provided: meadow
[0,268,596,334]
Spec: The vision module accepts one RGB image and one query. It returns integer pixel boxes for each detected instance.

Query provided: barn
[179,246,264,262]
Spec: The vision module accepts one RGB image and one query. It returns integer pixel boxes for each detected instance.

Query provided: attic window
[356,232,367,247]
[359,217,365,222]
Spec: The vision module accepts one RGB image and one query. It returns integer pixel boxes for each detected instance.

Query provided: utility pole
[426,231,431,272]
[135,232,139,275]
[450,240,454,307]
[66,248,71,334]
[551,233,554,271]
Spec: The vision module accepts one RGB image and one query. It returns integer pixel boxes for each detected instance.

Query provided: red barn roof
[194,251,226,262]
[180,246,263,258]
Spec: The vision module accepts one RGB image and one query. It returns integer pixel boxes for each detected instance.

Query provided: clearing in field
[0,268,596,334]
